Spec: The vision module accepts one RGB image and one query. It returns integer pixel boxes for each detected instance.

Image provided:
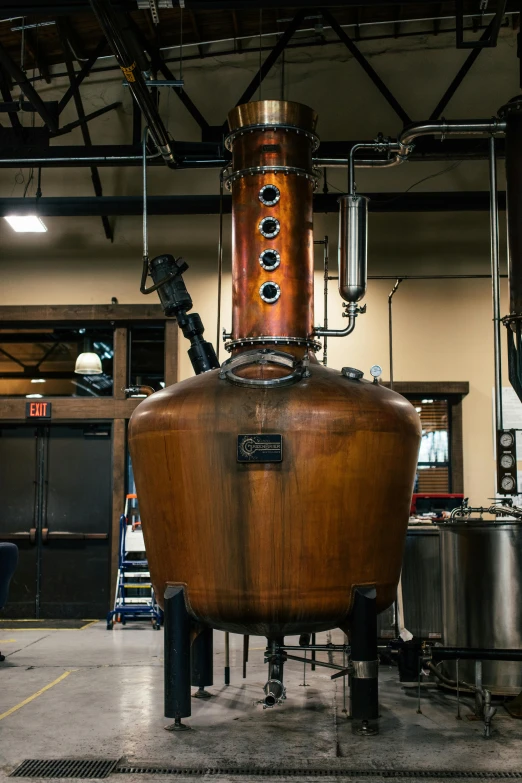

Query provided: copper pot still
[129,100,421,639]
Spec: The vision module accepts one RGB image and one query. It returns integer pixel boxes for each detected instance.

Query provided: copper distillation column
[224,100,320,361]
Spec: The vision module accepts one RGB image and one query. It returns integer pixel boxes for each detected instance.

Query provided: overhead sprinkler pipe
[89,0,177,167]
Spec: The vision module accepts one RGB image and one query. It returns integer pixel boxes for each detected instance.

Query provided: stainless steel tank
[377,524,442,640]
[439,521,522,693]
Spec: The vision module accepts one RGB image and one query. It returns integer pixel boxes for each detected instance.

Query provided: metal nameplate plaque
[237,434,283,463]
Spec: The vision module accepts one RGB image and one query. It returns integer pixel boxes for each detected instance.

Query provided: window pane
[408,397,450,493]
[0,326,114,397]
[129,325,165,390]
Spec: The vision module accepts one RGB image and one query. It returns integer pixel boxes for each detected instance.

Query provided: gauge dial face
[501,475,516,491]
[501,453,515,469]
[500,432,514,448]
[370,365,382,378]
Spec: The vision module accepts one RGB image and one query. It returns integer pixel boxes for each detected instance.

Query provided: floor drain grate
[11,760,120,779]
[116,767,522,779]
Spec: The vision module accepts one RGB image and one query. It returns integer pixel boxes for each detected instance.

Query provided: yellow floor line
[0,628,85,632]
[0,639,16,643]
[79,619,99,630]
[0,671,72,722]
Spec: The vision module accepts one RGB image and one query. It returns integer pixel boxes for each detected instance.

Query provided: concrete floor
[0,623,520,783]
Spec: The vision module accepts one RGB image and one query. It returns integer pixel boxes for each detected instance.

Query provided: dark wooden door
[0,425,39,617]
[0,424,111,619]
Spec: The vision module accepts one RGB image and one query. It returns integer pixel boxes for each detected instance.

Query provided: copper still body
[129,102,420,721]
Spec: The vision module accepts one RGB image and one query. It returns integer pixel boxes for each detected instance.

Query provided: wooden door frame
[384,381,469,493]
[0,304,179,609]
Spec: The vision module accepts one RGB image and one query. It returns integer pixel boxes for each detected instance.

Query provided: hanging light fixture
[5,168,47,232]
[74,351,103,375]
[4,215,47,232]
[75,331,103,375]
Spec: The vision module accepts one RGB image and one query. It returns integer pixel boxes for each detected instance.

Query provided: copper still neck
[225,100,320,357]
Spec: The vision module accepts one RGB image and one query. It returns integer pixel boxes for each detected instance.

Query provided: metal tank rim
[437,520,522,528]
[227,99,318,133]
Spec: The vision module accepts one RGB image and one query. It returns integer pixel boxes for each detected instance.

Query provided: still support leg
[192,626,213,699]
[224,632,230,685]
[164,585,192,731]
[242,634,249,679]
[350,586,379,736]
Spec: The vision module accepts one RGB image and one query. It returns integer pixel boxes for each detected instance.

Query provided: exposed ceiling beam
[52,100,122,136]
[0,42,59,132]
[322,8,411,125]
[57,17,113,241]
[0,70,24,138]
[0,138,505,167]
[231,10,243,53]
[0,192,507,216]
[57,37,107,114]
[429,18,496,120]
[130,18,210,132]
[224,8,306,124]
[0,1,452,13]
[189,11,205,57]
[24,30,52,84]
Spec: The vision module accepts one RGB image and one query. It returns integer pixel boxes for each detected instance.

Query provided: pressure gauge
[370,365,382,379]
[501,475,516,492]
[501,453,515,469]
[500,431,515,448]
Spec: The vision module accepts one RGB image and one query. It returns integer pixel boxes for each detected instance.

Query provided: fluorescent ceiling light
[26,393,43,399]
[4,215,48,233]
[31,378,46,384]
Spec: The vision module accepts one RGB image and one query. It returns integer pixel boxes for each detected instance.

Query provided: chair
[0,543,19,661]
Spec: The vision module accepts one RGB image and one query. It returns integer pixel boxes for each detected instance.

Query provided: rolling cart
[106,494,162,630]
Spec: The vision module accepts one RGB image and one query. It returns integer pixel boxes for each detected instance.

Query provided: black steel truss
[58,36,107,115]
[130,19,210,133]
[0,2,514,188]
[57,17,113,241]
[0,42,59,132]
[226,9,306,117]
[0,191,507,217]
[456,0,508,48]
[0,137,504,169]
[429,17,497,120]
[321,9,411,126]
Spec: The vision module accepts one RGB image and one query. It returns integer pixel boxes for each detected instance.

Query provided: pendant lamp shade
[74,351,103,375]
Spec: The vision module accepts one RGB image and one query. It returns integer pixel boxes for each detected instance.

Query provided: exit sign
[26,401,52,419]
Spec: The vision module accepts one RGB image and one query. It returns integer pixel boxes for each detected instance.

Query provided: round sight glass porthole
[259,217,280,239]
[259,281,281,304]
[259,184,280,206]
[259,249,281,271]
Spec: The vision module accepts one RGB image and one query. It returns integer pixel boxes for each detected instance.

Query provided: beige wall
[0,23,519,504]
